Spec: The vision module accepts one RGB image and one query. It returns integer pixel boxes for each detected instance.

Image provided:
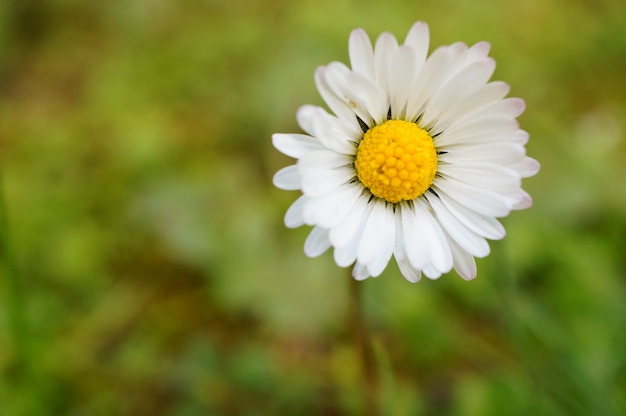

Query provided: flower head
[272,22,539,282]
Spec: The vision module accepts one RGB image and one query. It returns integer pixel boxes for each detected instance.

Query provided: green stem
[0,169,35,412]
[348,271,380,416]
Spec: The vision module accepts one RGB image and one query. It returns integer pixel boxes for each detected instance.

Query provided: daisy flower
[272,22,539,282]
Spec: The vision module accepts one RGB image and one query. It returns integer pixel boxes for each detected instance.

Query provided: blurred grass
[0,0,625,415]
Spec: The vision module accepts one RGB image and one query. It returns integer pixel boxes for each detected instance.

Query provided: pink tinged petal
[357,201,396,277]
[512,130,530,145]
[447,233,477,280]
[512,190,533,210]
[352,262,370,280]
[440,162,522,205]
[393,215,422,282]
[512,156,540,178]
[434,187,505,239]
[296,105,358,155]
[284,195,307,228]
[403,21,430,68]
[313,183,363,228]
[300,166,353,197]
[273,165,301,190]
[438,81,511,125]
[272,133,324,159]
[466,41,491,63]
[458,97,525,124]
[433,178,513,218]
[414,199,453,273]
[438,163,521,195]
[349,28,375,80]
[388,45,416,119]
[423,58,497,130]
[426,193,490,258]
[304,226,331,257]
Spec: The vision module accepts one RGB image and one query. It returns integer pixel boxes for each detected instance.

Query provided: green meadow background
[1,0,625,414]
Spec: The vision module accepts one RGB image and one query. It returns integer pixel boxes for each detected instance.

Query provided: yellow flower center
[355,120,437,203]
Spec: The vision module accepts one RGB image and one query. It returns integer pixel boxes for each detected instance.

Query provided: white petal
[405,44,466,121]
[297,105,358,154]
[426,193,490,257]
[357,201,395,277]
[466,41,491,63]
[512,129,530,145]
[333,199,376,268]
[403,21,429,68]
[447,232,477,280]
[324,63,387,126]
[435,187,505,239]
[423,59,496,131]
[273,165,301,190]
[272,133,323,159]
[452,97,525,127]
[314,67,361,132]
[352,262,371,280]
[394,215,421,282]
[512,190,533,210]
[438,163,521,194]
[433,179,512,217]
[374,32,398,102]
[439,81,511,125]
[423,264,443,280]
[436,118,519,147]
[438,142,526,166]
[284,195,307,228]
[395,251,422,282]
[414,199,453,273]
[300,167,352,197]
[482,97,526,119]
[304,226,331,257]
[388,45,416,119]
[302,195,330,225]
[298,149,352,172]
[511,157,540,178]
[400,203,430,269]
[334,236,359,267]
[329,195,371,248]
[313,183,364,228]
[349,28,375,80]
[296,104,319,136]
[322,62,372,125]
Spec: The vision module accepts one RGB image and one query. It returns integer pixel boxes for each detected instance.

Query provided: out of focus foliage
[0,0,625,415]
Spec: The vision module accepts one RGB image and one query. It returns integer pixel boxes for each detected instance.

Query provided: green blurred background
[1,0,625,414]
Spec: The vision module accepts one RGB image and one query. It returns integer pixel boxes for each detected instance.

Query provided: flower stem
[348,271,380,416]
[0,170,35,410]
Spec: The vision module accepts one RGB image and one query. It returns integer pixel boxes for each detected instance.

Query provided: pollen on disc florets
[355,120,438,203]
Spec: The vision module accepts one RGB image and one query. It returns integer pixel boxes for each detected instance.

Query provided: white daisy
[272,22,539,282]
